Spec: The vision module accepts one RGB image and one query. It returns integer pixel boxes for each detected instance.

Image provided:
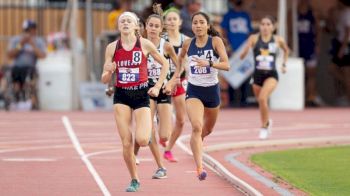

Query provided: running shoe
[259,128,268,140]
[135,156,140,165]
[259,119,272,140]
[164,151,177,162]
[126,179,140,192]
[152,167,167,179]
[197,169,207,181]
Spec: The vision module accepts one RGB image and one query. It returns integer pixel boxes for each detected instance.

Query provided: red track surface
[0,108,349,195]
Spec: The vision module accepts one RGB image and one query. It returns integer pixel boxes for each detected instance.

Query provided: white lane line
[0,145,72,154]
[208,124,333,138]
[62,116,111,196]
[177,134,263,196]
[84,149,154,162]
[2,158,57,162]
[84,149,122,158]
[0,137,120,145]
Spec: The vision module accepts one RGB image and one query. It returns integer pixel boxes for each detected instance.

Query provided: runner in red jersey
[113,37,148,88]
[101,11,169,192]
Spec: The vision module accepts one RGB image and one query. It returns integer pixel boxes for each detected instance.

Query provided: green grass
[251,145,350,196]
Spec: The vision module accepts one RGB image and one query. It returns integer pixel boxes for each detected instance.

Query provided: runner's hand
[192,57,209,67]
[163,81,174,95]
[148,86,160,97]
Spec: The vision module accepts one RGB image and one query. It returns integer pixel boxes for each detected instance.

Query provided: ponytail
[152,3,163,16]
[135,28,141,38]
[208,24,220,37]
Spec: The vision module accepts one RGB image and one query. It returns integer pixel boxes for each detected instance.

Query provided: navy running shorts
[186,82,220,108]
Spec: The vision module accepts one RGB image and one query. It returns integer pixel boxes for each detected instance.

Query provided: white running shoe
[135,157,140,165]
[259,128,269,140]
[259,119,273,140]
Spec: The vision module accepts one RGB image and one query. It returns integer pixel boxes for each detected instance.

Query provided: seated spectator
[7,19,46,110]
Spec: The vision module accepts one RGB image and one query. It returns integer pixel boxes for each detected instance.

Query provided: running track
[0,108,349,195]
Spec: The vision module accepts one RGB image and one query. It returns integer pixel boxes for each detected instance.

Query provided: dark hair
[22,19,37,32]
[260,15,277,34]
[137,18,145,38]
[145,3,166,37]
[191,12,220,37]
[261,15,276,24]
[233,0,243,7]
[147,3,164,25]
[339,0,350,6]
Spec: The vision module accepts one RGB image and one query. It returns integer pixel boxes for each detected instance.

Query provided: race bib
[190,65,211,75]
[256,55,274,70]
[132,51,142,64]
[257,61,272,70]
[118,67,139,82]
[148,67,161,78]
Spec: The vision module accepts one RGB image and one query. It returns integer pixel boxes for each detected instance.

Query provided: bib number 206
[191,66,210,74]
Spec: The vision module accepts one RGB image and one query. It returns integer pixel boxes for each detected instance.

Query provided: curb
[177,134,263,196]
[205,135,350,152]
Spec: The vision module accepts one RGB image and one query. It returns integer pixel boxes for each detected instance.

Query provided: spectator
[180,0,202,37]
[107,0,133,31]
[7,19,46,110]
[328,0,350,106]
[297,0,322,107]
[0,64,6,102]
[165,0,185,11]
[220,0,253,107]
